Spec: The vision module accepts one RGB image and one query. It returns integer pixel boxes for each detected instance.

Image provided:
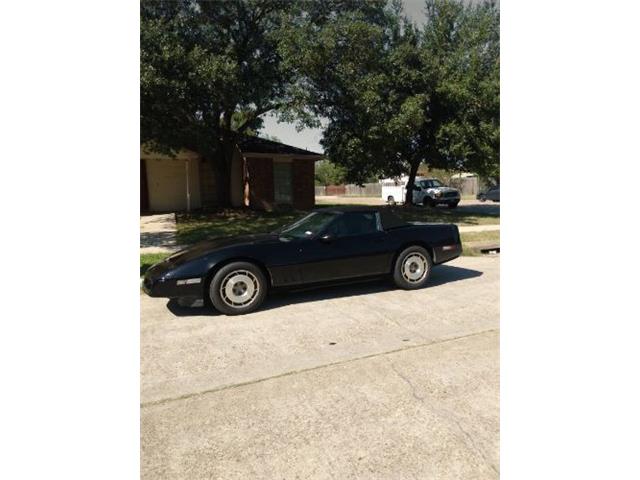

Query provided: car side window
[327,212,381,237]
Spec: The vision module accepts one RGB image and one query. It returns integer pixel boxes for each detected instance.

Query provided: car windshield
[278,212,339,239]
[418,179,443,188]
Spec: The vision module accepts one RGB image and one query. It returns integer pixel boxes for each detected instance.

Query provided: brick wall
[292,159,315,210]
[199,160,217,207]
[246,157,274,210]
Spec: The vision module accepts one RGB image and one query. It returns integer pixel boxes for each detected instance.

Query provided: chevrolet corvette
[142,207,461,315]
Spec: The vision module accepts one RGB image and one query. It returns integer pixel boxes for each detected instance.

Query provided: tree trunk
[404,161,420,206]
[212,112,235,208]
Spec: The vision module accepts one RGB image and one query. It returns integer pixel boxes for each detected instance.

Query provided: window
[279,212,339,239]
[273,162,292,205]
[327,212,381,237]
[417,179,444,189]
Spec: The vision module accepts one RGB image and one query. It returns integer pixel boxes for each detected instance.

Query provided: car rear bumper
[434,243,462,264]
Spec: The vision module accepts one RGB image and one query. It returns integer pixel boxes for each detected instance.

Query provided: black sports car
[142,207,462,315]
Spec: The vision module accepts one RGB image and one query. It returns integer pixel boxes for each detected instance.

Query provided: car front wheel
[209,261,267,315]
[392,246,433,290]
[448,201,459,209]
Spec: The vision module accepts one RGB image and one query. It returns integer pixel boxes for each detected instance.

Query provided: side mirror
[319,233,334,243]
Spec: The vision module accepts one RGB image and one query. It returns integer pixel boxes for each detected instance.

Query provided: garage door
[145,158,200,212]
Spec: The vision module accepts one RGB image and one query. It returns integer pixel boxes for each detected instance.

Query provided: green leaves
[278,0,499,184]
[140,0,293,153]
[140,0,500,205]
[314,160,347,186]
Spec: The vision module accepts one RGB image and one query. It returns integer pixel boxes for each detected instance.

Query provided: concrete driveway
[141,256,499,479]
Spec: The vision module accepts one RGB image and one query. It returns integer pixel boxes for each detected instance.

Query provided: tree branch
[236,103,281,133]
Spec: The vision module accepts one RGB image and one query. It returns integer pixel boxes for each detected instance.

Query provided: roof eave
[239,151,325,160]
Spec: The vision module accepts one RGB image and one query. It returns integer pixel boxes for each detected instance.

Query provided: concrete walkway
[140,214,182,254]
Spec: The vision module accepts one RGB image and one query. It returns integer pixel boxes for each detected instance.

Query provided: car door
[297,212,394,284]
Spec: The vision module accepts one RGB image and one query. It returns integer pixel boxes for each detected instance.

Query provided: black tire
[209,261,267,315]
[478,195,486,202]
[387,195,396,206]
[447,201,459,209]
[392,246,433,290]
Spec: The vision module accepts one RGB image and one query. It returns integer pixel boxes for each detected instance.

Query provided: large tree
[141,0,292,206]
[279,0,499,204]
[141,0,389,206]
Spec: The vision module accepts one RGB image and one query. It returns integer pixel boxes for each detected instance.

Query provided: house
[140,136,323,212]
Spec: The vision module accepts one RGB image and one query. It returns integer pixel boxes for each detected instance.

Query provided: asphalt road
[141,255,499,479]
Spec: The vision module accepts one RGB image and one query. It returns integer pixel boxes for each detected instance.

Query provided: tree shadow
[140,231,177,249]
[164,264,483,317]
[385,202,499,226]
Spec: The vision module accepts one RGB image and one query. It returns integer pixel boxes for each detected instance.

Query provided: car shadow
[165,264,483,317]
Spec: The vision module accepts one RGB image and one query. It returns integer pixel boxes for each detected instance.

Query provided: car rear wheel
[423,197,435,207]
[387,195,396,205]
[478,195,486,202]
[209,261,267,315]
[447,201,459,209]
[392,246,433,290]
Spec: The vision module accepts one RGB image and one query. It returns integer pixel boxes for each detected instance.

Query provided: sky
[260,0,427,153]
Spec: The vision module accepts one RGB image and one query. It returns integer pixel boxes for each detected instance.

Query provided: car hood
[168,233,280,265]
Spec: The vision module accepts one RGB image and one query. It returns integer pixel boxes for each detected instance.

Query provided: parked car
[477,185,500,202]
[142,207,462,315]
[381,176,461,208]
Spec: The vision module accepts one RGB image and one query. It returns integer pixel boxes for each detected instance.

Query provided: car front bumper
[142,262,204,299]
[431,195,460,203]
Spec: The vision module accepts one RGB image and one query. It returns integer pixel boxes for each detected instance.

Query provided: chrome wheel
[402,253,428,283]
[219,270,260,308]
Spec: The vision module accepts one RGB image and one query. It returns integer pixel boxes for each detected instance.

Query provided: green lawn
[386,205,499,226]
[460,230,500,244]
[140,252,171,276]
[176,209,302,245]
[460,230,500,256]
[175,204,498,246]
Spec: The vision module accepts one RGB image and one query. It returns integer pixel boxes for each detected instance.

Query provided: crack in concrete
[141,328,498,408]
[451,418,499,476]
[387,361,425,402]
[386,360,499,476]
